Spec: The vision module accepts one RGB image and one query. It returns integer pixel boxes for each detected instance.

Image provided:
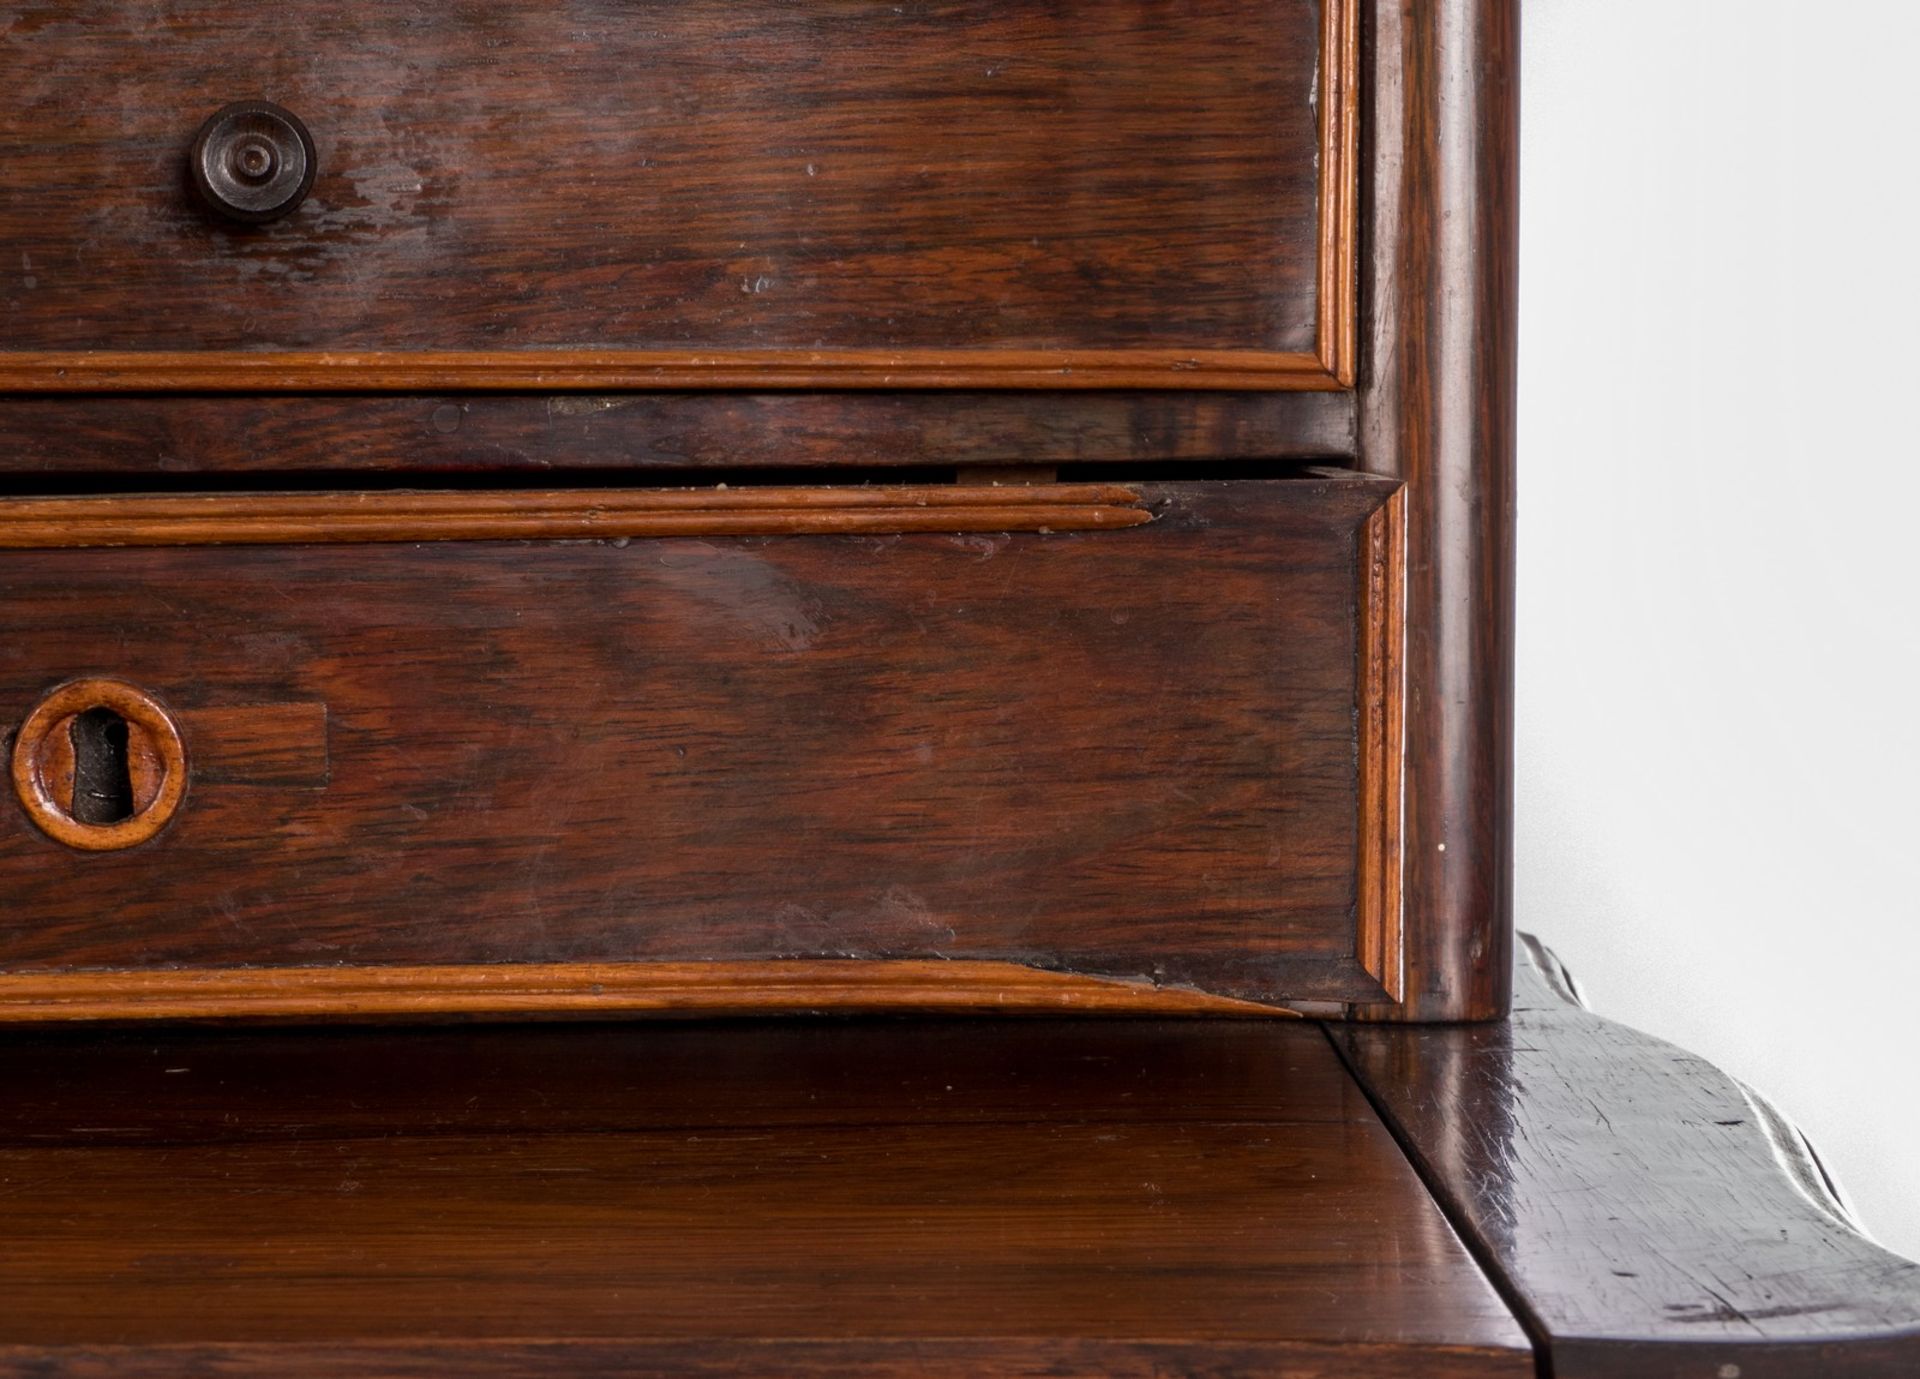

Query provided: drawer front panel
[0,479,1401,1017]
[0,0,1355,391]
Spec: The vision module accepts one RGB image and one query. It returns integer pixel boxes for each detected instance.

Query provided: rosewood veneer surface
[0,0,1515,1023]
[0,392,1360,477]
[0,0,1354,390]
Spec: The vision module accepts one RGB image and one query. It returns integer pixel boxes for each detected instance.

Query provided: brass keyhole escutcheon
[11,680,188,851]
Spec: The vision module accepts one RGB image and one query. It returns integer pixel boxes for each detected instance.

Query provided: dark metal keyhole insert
[69,707,135,826]
[188,100,316,224]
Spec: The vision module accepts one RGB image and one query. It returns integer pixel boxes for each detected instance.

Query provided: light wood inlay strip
[1355,485,1408,1003]
[0,484,1151,548]
[0,960,1299,1022]
[0,349,1346,394]
[1318,0,1360,386]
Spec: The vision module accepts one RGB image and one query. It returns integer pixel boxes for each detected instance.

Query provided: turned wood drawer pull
[10,680,188,851]
[188,101,316,225]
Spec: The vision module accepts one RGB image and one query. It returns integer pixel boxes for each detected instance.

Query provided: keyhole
[69,707,135,825]
[13,679,187,850]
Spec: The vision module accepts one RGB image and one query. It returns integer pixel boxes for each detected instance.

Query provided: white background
[1519,2,1920,1257]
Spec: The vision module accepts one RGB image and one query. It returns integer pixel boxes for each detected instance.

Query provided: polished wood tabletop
[0,1018,1528,1378]
[2,943,1917,1376]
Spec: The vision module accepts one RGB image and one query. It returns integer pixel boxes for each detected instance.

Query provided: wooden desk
[1,2,1914,1372]
[0,943,1911,1377]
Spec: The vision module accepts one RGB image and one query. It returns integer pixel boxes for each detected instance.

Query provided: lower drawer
[0,477,1402,1019]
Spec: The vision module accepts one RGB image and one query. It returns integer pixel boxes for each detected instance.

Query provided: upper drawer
[0,0,1356,392]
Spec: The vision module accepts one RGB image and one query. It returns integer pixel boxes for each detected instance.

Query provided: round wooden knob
[188,100,315,224]
[10,679,188,851]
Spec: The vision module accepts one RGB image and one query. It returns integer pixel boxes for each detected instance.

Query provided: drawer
[0,477,1402,1019]
[0,0,1354,392]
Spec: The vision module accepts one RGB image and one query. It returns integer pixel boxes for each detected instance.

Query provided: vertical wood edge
[1355,485,1407,1002]
[1319,0,1361,387]
[1352,0,1519,1021]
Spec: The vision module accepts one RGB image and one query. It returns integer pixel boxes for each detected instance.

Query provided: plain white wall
[1519,1,1920,1258]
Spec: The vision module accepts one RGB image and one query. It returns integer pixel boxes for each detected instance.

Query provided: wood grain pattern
[1351,0,1520,1020]
[182,702,330,788]
[1336,935,1920,1377]
[0,1019,1531,1376]
[0,484,1150,547]
[0,391,1360,477]
[0,0,1355,392]
[0,478,1404,1015]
